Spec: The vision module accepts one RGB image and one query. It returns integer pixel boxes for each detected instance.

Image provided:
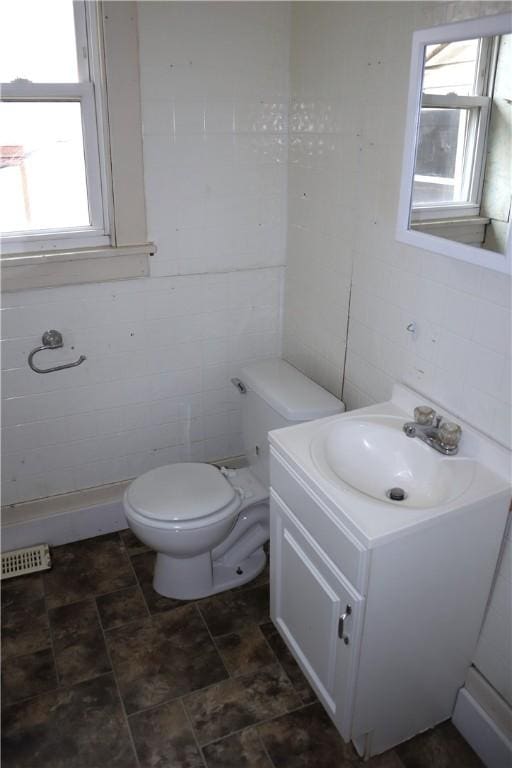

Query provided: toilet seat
[124,462,241,529]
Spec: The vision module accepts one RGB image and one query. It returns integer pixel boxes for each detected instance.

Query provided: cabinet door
[270,490,364,740]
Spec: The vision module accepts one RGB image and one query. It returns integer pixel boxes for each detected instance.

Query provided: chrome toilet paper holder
[28,330,86,374]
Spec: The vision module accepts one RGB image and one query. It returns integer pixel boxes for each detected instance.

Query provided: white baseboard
[453,686,512,768]
[1,483,130,550]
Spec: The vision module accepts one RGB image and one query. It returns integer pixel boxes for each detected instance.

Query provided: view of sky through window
[0,0,91,236]
[0,0,79,83]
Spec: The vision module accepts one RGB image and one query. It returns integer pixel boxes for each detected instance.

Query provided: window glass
[423,39,481,96]
[0,0,79,83]
[412,107,470,205]
[0,102,89,233]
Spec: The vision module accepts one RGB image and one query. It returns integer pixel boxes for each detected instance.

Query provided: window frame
[396,12,511,275]
[0,1,154,292]
[411,36,496,222]
[0,1,112,254]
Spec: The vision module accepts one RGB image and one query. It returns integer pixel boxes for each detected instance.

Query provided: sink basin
[310,415,475,508]
[270,383,511,545]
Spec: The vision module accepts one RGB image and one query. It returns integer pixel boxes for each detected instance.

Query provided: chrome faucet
[403,406,462,455]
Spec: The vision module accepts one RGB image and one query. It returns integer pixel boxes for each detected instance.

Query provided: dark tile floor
[1,530,483,768]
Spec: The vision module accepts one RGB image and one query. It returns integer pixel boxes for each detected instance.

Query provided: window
[412,36,496,221]
[0,0,110,253]
[0,1,153,292]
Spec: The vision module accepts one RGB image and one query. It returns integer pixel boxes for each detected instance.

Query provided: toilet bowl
[124,358,345,600]
[124,464,269,599]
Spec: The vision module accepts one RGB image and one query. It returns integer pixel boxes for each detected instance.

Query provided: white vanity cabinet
[270,489,364,739]
[269,443,510,758]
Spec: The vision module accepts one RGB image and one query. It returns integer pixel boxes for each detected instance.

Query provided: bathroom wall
[1,1,290,506]
[282,0,511,711]
[284,1,511,448]
[281,3,357,397]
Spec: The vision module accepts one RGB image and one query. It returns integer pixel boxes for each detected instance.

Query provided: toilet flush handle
[231,378,247,394]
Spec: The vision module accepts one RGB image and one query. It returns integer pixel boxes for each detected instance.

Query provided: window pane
[0,102,90,234]
[0,0,79,83]
[412,107,470,205]
[423,39,481,96]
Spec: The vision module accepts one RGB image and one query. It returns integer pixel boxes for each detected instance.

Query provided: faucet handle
[439,421,462,448]
[414,405,436,426]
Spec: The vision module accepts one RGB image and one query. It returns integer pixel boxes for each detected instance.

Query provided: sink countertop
[268,383,511,548]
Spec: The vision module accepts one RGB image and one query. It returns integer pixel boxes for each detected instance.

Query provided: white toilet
[124,358,344,600]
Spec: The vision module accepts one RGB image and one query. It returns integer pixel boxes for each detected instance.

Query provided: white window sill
[410,216,489,246]
[0,243,156,292]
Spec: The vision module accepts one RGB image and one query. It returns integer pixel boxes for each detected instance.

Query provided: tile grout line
[102,541,233,732]
[186,599,252,765]
[5,545,293,708]
[120,539,167,618]
[176,600,233,764]
[256,622,316,707]
[205,622,277,680]
[179,697,209,768]
[194,600,233,681]
[213,610,316,707]
[42,575,61,695]
[4,616,304,752]
[1,587,52,662]
[256,727,278,768]
[43,535,299,763]
[93,532,142,768]
[189,699,315,753]
[117,650,255,722]
[176,579,314,754]
[116,536,241,720]
[95,581,150,611]
[179,604,311,756]
[93,580,141,768]
[170,646,310,756]
[120,660,305,725]
[108,550,247,768]
[0,670,116,713]
[118,534,152,619]
[118,556,315,757]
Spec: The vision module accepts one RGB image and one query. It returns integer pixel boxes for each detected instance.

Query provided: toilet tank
[239,358,345,487]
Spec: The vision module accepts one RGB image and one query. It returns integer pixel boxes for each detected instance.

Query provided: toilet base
[153,546,267,600]
[212,547,266,595]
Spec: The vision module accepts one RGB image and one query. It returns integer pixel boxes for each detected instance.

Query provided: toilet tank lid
[240,358,345,422]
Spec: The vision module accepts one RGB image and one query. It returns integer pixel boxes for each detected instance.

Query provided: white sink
[269,384,511,547]
[310,415,475,508]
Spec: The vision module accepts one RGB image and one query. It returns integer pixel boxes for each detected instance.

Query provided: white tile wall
[138,1,290,278]
[1,269,283,505]
[282,8,356,397]
[1,2,289,506]
[346,250,512,447]
[282,0,512,709]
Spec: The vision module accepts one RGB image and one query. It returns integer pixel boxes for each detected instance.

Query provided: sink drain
[386,487,408,502]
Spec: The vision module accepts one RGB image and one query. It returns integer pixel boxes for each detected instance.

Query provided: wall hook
[28,330,86,374]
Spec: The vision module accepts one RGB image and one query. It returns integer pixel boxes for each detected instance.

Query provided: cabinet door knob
[338,604,352,645]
